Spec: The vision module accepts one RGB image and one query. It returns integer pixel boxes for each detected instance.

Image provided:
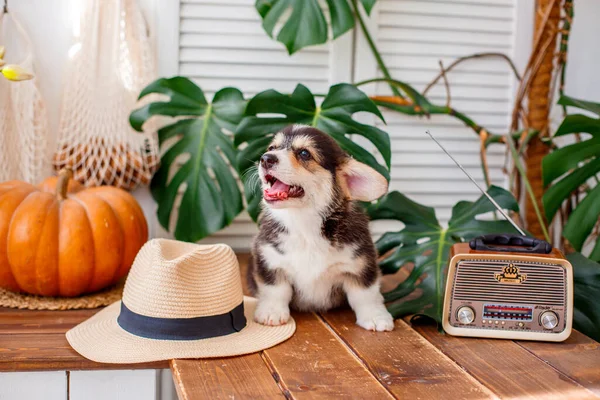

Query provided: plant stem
[438,60,451,108]
[423,52,522,96]
[357,77,506,142]
[56,168,73,201]
[479,132,492,188]
[522,0,560,240]
[559,0,574,115]
[516,129,540,156]
[507,137,551,243]
[509,0,560,132]
[351,0,403,98]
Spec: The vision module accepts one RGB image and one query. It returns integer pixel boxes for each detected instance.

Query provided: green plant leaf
[359,0,376,14]
[543,158,600,222]
[555,114,600,137]
[543,95,600,264]
[567,252,600,341]
[558,95,600,116]
[563,184,600,256]
[368,186,520,323]
[542,137,600,186]
[591,235,600,261]
[131,77,246,242]
[130,78,207,129]
[235,83,391,221]
[256,0,354,54]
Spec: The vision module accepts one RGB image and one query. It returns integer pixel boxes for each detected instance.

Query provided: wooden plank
[517,331,600,397]
[413,321,599,399]
[321,309,496,399]
[0,371,67,400]
[69,370,157,400]
[261,312,394,399]
[0,305,167,372]
[171,354,284,400]
[0,308,98,334]
[0,332,167,372]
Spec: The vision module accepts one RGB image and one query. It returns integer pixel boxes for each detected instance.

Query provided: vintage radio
[425,130,573,342]
[442,234,573,342]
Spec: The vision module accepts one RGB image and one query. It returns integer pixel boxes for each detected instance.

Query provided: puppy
[247,125,394,331]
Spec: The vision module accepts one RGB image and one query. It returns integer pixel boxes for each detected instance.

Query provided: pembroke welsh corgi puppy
[247,124,394,331]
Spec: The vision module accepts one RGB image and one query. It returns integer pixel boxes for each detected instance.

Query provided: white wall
[562,0,600,103]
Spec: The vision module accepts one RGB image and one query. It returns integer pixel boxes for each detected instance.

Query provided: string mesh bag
[53,0,159,190]
[0,12,50,183]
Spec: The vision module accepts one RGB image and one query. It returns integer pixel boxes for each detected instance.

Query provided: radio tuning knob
[540,311,559,329]
[457,306,475,324]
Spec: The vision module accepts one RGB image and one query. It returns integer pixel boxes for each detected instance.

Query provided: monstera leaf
[568,252,600,342]
[130,77,246,242]
[543,95,600,261]
[235,83,391,220]
[256,0,376,54]
[368,186,520,323]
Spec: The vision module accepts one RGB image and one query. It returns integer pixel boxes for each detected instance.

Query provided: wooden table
[2,308,599,400]
[1,254,599,399]
[0,307,173,400]
[171,310,600,400]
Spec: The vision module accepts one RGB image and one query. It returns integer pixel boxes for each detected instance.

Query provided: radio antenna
[425,130,526,236]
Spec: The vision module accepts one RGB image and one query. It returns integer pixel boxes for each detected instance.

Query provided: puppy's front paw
[356,310,395,332]
[254,301,290,326]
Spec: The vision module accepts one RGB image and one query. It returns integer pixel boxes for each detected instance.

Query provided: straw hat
[66,239,295,363]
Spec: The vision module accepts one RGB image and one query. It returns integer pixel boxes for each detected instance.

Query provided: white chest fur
[260,208,358,310]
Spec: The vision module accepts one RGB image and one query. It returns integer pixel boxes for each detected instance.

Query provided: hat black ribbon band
[117,301,247,341]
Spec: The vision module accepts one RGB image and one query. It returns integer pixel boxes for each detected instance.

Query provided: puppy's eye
[267,145,275,151]
[298,149,312,160]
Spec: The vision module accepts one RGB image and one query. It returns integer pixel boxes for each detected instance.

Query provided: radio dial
[457,306,475,324]
[540,311,559,330]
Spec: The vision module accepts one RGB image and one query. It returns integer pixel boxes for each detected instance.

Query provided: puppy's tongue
[264,180,290,201]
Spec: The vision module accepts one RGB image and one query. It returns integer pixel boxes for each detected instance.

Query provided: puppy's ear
[338,158,388,202]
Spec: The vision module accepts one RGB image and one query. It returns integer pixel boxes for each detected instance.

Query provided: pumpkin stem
[56,168,73,200]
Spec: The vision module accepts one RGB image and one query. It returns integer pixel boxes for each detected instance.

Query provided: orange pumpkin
[0,169,148,297]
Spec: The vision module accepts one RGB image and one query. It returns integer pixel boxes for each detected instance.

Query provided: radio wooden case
[442,238,573,342]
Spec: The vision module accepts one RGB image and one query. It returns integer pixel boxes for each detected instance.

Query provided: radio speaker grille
[453,260,566,306]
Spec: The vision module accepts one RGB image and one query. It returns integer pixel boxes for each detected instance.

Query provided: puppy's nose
[260,153,278,169]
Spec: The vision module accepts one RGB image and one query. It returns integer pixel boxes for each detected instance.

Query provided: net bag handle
[0,10,34,66]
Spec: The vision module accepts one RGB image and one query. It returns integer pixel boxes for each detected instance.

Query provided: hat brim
[66,296,295,363]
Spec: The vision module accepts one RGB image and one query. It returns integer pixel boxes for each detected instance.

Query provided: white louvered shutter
[156,0,519,248]
[356,0,517,236]
[156,0,352,249]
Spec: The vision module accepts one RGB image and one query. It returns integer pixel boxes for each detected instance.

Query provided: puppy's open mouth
[264,174,305,201]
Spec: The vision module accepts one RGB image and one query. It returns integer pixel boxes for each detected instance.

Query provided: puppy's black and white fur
[247,125,394,331]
